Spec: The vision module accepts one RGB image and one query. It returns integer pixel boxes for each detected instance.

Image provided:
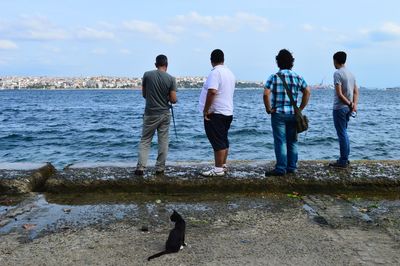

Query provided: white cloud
[123,20,176,43]
[167,25,185,34]
[1,16,118,42]
[174,12,236,32]
[361,22,400,43]
[380,22,400,35]
[195,32,212,40]
[42,45,61,53]
[302,23,314,32]
[172,12,270,33]
[18,16,69,40]
[119,48,131,55]
[91,48,107,55]
[236,12,270,32]
[77,27,115,40]
[0,39,18,49]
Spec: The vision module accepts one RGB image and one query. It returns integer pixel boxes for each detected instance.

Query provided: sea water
[0,89,399,168]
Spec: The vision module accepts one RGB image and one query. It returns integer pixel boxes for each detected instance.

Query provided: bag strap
[276,72,300,113]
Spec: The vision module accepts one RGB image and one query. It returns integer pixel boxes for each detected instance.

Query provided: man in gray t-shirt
[330,51,359,168]
[143,68,176,115]
[135,55,177,176]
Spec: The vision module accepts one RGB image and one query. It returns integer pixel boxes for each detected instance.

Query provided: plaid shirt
[264,69,308,114]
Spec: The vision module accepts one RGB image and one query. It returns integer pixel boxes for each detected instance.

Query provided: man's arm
[299,86,311,111]
[352,85,359,112]
[335,83,352,107]
[141,74,146,98]
[169,90,177,104]
[203,89,217,120]
[263,89,272,114]
[141,85,146,98]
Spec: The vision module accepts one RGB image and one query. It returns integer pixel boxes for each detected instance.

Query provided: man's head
[210,49,224,66]
[333,51,346,69]
[276,49,294,70]
[155,54,168,68]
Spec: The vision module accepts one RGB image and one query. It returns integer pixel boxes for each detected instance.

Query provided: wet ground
[1,192,400,265]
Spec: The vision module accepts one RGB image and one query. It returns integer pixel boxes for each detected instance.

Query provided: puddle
[0,195,140,239]
[2,191,399,241]
[0,192,289,240]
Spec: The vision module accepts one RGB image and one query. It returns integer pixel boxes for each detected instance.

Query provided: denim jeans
[271,113,298,174]
[136,112,171,171]
[333,107,350,165]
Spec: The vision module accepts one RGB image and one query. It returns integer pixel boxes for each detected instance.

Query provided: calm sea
[0,89,399,168]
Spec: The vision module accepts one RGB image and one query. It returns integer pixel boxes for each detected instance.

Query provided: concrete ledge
[0,163,56,194]
[44,160,400,194]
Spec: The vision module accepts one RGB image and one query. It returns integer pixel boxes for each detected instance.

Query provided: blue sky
[1,0,400,87]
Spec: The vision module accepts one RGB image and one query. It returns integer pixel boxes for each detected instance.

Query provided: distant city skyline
[1,0,400,87]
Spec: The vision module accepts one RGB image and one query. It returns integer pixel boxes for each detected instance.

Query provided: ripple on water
[0,89,399,168]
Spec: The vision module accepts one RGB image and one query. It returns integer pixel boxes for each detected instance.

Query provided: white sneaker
[200,168,225,177]
[223,165,228,173]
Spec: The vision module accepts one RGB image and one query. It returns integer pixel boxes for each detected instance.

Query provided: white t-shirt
[198,65,236,116]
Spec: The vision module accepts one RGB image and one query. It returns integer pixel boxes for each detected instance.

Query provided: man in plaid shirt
[263,49,311,176]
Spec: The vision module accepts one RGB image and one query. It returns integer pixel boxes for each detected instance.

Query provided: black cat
[147,210,186,261]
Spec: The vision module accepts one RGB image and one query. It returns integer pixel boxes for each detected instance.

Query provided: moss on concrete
[0,163,56,194]
[43,160,400,194]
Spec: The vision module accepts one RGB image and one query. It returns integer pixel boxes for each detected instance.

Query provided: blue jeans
[271,113,298,174]
[333,107,350,165]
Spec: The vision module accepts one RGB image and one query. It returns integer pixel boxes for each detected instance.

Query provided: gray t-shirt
[142,70,176,115]
[333,66,356,110]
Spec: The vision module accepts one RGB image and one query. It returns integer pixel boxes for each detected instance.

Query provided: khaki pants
[136,112,171,171]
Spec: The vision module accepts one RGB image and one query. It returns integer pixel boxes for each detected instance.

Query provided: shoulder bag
[277,73,309,133]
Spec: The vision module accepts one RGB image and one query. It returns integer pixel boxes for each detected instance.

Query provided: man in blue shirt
[264,49,311,176]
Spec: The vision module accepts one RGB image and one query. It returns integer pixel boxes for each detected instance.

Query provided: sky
[1,0,400,87]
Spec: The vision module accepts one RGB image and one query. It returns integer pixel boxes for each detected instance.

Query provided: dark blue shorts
[204,113,233,151]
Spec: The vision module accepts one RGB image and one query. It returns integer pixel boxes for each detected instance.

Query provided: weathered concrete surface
[44,160,400,194]
[0,193,399,265]
[0,163,56,194]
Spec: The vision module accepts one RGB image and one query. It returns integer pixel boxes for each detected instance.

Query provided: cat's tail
[147,250,170,261]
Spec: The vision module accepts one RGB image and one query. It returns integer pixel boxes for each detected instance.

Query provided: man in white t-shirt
[198,49,236,176]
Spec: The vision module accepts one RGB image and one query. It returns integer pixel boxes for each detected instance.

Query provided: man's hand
[350,102,357,112]
[203,110,211,121]
[266,108,276,115]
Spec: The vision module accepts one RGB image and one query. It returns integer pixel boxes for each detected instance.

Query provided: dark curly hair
[276,49,294,70]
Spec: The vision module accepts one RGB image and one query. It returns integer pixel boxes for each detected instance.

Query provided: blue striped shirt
[264,69,308,114]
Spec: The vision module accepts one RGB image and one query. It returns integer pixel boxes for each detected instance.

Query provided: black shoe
[134,169,144,176]
[287,169,297,174]
[155,170,164,175]
[328,161,348,168]
[265,170,285,177]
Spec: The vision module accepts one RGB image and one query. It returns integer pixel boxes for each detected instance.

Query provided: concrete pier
[1,160,399,194]
[0,163,56,194]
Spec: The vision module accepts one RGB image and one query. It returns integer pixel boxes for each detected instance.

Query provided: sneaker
[134,169,144,176]
[223,165,228,173]
[265,170,285,177]
[200,169,225,177]
[287,169,297,174]
[328,161,348,168]
[155,170,164,175]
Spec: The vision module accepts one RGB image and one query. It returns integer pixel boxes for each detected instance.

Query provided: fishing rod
[169,104,178,139]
